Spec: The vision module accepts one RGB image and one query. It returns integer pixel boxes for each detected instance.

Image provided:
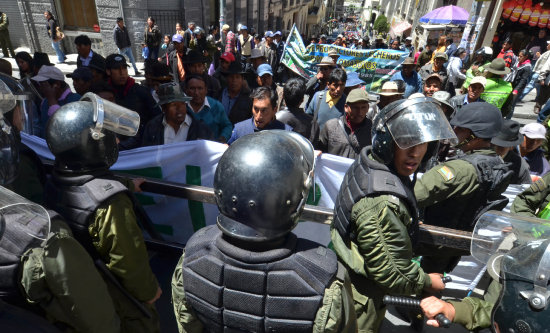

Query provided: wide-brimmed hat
[317,56,336,67]
[432,91,454,110]
[183,50,206,64]
[425,73,443,84]
[328,49,339,57]
[222,61,246,75]
[157,82,191,106]
[345,71,365,87]
[402,57,415,66]
[485,58,511,75]
[378,81,404,96]
[491,119,523,147]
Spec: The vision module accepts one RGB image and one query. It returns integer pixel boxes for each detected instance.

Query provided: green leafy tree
[373,14,389,34]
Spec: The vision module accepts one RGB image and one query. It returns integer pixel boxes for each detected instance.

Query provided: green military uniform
[511,172,550,218]
[0,12,15,58]
[20,219,120,333]
[415,149,503,272]
[171,253,357,333]
[480,78,513,117]
[90,192,160,333]
[331,155,432,333]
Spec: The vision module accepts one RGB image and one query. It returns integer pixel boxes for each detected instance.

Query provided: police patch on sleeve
[437,166,454,181]
[530,178,547,193]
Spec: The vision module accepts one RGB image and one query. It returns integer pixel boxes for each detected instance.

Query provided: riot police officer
[421,211,550,333]
[171,130,357,332]
[44,93,162,332]
[415,102,513,274]
[330,97,458,332]
[0,82,119,332]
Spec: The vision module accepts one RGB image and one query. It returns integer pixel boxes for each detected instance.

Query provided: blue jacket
[391,71,422,98]
[188,97,233,142]
[228,118,292,144]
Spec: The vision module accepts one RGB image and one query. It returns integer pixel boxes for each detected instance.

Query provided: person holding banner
[306,68,347,131]
[330,97,456,332]
[305,56,336,107]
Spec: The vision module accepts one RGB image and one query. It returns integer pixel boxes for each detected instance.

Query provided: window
[59,0,99,31]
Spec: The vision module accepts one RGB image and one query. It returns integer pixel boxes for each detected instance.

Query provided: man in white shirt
[141,82,213,146]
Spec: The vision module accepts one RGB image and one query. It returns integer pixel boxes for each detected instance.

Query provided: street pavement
[2,47,535,332]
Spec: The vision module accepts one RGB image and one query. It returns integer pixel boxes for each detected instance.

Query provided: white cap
[32,65,65,82]
[483,46,493,55]
[406,36,412,40]
[520,123,546,139]
[408,93,426,99]
[470,76,487,88]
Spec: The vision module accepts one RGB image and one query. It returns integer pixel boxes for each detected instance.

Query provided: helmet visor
[0,187,50,258]
[0,79,16,113]
[471,211,550,281]
[386,101,458,149]
[81,93,140,137]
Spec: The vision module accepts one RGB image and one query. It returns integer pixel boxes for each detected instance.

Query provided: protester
[159,34,171,61]
[31,65,80,137]
[0,58,11,76]
[213,51,234,89]
[227,86,291,144]
[144,17,162,60]
[164,34,186,84]
[221,24,236,54]
[88,55,107,83]
[89,80,117,102]
[14,51,34,79]
[390,39,400,50]
[520,41,550,109]
[432,90,455,119]
[496,38,516,70]
[328,48,340,65]
[105,54,160,150]
[142,58,173,101]
[483,58,514,117]
[0,11,15,58]
[491,119,532,184]
[417,44,434,68]
[306,68,347,130]
[75,35,106,70]
[183,50,221,99]
[508,49,532,119]
[260,31,277,69]
[376,80,404,110]
[423,73,443,97]
[67,67,93,96]
[276,77,313,139]
[237,25,254,71]
[185,74,232,143]
[371,35,387,49]
[432,35,447,63]
[316,88,372,159]
[175,22,185,39]
[189,26,214,67]
[447,48,467,96]
[305,56,336,106]
[219,61,252,124]
[445,37,457,59]
[184,22,195,49]
[519,122,550,176]
[414,46,423,64]
[401,36,414,55]
[419,52,448,87]
[391,57,422,98]
[114,17,140,76]
[461,46,493,92]
[141,82,212,146]
[450,76,486,111]
[44,10,66,64]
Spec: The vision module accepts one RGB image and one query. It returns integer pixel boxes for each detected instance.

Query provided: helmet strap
[455,133,476,149]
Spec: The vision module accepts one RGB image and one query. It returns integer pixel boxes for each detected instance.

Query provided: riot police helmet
[450,102,502,139]
[0,79,20,185]
[214,130,315,242]
[46,93,140,173]
[371,96,457,166]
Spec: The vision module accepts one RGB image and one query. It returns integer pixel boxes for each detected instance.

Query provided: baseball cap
[274,31,282,36]
[520,123,546,139]
[257,64,273,77]
[470,76,487,88]
[434,52,448,61]
[32,65,64,82]
[425,73,443,84]
[172,34,184,43]
[105,54,129,69]
[89,56,106,73]
[405,36,412,41]
[337,34,343,38]
[265,31,274,38]
[240,25,248,30]
[66,67,93,81]
[220,52,235,62]
[346,88,370,104]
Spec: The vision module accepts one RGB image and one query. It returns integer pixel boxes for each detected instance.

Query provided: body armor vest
[0,209,58,306]
[182,225,339,333]
[423,153,513,231]
[44,172,128,256]
[333,147,419,243]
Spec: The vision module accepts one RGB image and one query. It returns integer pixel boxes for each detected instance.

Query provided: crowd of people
[1,10,550,333]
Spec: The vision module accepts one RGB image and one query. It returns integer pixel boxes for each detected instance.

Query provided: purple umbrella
[419,5,469,25]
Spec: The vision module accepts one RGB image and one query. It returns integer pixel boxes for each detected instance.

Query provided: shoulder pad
[530,178,547,193]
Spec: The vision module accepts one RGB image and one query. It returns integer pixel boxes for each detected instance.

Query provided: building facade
[4,0,320,60]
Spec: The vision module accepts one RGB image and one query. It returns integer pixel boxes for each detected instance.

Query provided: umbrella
[419,5,469,25]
